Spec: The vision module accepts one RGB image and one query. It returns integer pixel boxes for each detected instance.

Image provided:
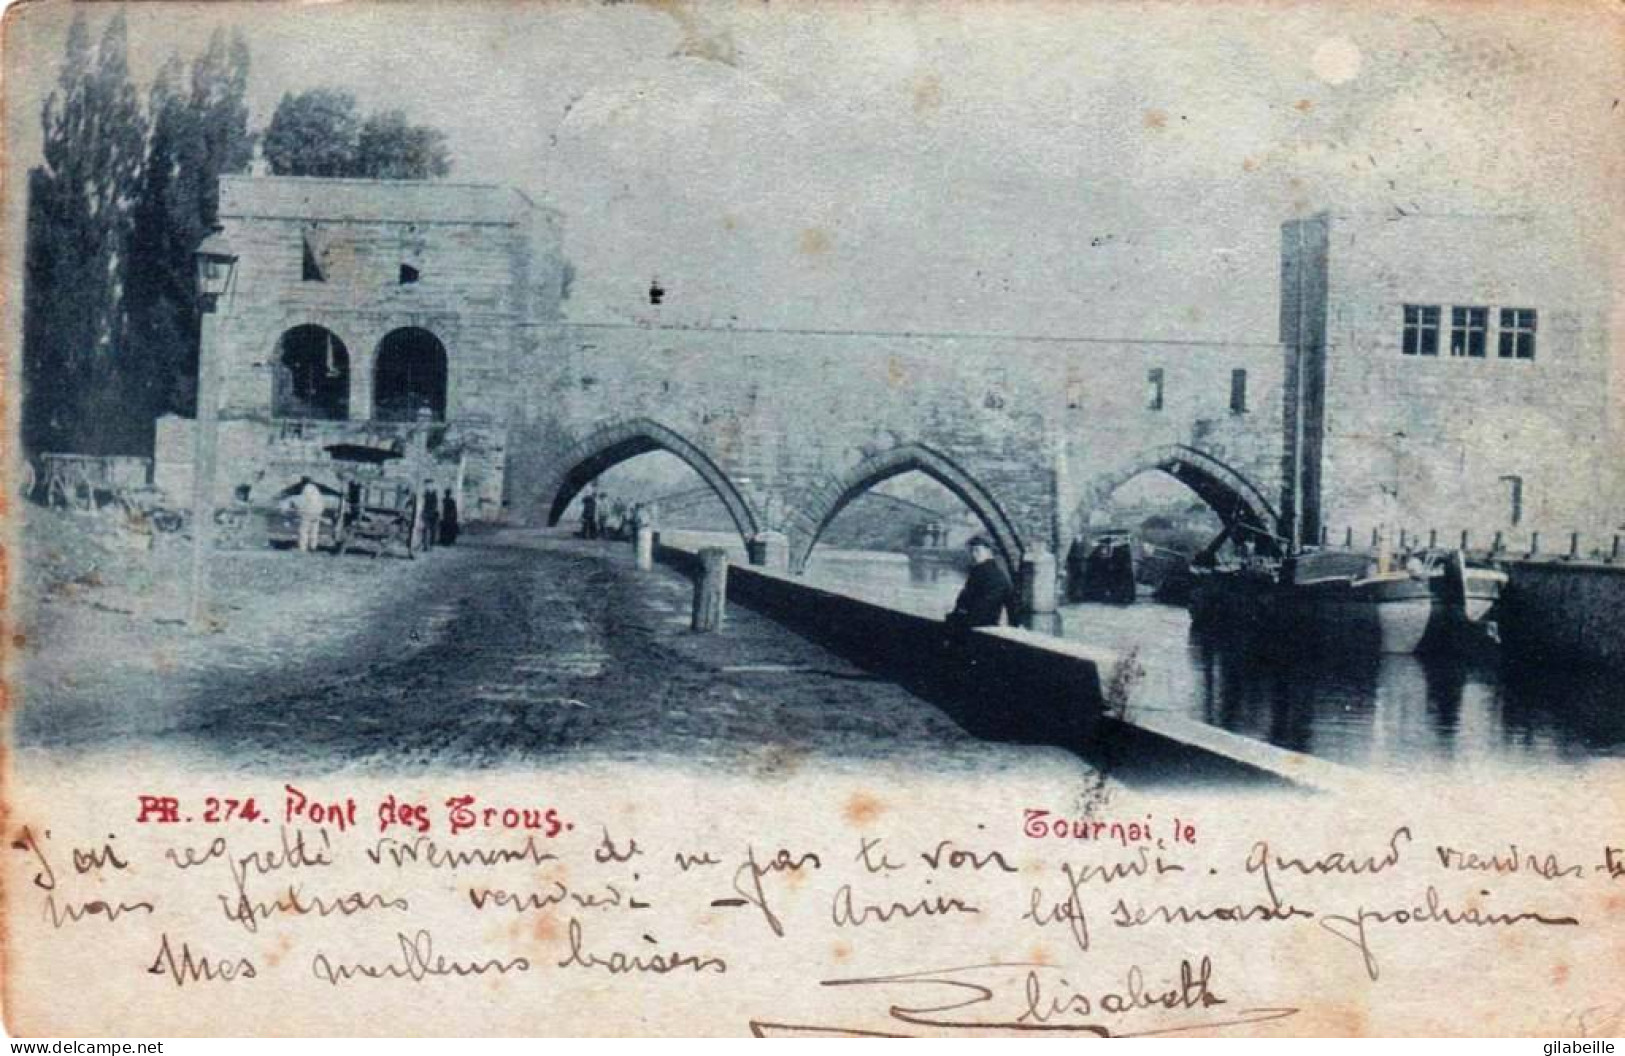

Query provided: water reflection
[800,547,1625,772]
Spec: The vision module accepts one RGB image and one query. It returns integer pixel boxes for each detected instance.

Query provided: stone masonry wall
[180,177,562,522]
[213,176,561,428]
[1500,559,1625,670]
[1308,212,1616,547]
[509,323,1286,568]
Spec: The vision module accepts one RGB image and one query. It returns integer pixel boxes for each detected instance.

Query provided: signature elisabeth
[749,956,1297,1038]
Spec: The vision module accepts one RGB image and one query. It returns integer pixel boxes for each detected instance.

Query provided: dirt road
[18,528,1100,783]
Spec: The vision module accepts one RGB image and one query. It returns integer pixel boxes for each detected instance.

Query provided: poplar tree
[126,29,254,427]
[23,12,147,454]
[123,55,193,431]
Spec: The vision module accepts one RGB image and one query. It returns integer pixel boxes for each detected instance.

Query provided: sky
[5,0,1622,344]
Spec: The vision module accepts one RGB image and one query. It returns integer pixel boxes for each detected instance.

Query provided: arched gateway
[1073,444,1281,545]
[789,443,1026,574]
[538,418,762,549]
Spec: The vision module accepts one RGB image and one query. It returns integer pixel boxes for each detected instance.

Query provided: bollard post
[1371,527,1380,548]
[1019,551,1058,634]
[1460,529,1470,552]
[1613,535,1622,563]
[1398,528,1408,550]
[1428,529,1438,549]
[1568,532,1580,560]
[636,526,654,571]
[1318,526,1329,547]
[1529,531,1540,556]
[1344,527,1354,548]
[692,547,728,632]
[1492,530,1503,554]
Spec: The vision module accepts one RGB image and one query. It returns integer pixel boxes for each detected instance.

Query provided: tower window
[1146,368,1165,411]
[1230,369,1248,414]
[1499,308,1537,360]
[301,232,326,282]
[399,263,420,285]
[1450,306,1487,357]
[1402,304,1439,356]
[1500,474,1524,526]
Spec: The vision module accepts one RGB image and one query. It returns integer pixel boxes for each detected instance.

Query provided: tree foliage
[124,29,255,427]
[23,13,147,455]
[357,109,452,180]
[22,20,455,460]
[263,89,451,179]
[262,88,362,178]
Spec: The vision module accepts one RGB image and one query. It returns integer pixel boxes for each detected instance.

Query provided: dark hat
[966,534,994,551]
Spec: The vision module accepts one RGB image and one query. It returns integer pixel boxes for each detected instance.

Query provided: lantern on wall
[194,229,239,301]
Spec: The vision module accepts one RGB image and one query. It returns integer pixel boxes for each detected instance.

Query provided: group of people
[293,476,460,554]
[578,485,649,542]
[413,484,461,552]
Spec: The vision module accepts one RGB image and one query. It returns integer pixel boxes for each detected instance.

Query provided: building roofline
[219,173,508,192]
[1285,209,1548,224]
[539,319,1284,351]
[216,173,561,225]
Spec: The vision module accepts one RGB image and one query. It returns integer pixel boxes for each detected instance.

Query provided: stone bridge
[193,177,1613,574]
[509,323,1287,572]
[193,177,1286,571]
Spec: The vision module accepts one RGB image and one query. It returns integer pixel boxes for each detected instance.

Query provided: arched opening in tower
[272,325,350,420]
[374,327,448,422]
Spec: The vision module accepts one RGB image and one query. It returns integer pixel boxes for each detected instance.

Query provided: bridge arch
[1072,444,1280,546]
[791,443,1026,574]
[538,418,761,548]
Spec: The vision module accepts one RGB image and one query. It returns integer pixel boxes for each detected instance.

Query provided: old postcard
[3,0,1622,1038]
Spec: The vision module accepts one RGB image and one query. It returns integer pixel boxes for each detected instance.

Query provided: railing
[1313,525,1624,565]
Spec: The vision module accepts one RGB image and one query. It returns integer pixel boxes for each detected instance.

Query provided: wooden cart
[336,479,420,559]
[39,453,154,511]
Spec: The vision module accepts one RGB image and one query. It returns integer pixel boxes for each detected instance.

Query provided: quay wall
[653,539,1355,789]
[653,538,1102,746]
[1500,559,1625,670]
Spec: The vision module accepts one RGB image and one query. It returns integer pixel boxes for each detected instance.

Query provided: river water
[791,547,1625,775]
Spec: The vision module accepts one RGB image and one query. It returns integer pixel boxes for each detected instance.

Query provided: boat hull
[1189,557,1507,656]
[1277,585,1435,654]
[1461,568,1506,624]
